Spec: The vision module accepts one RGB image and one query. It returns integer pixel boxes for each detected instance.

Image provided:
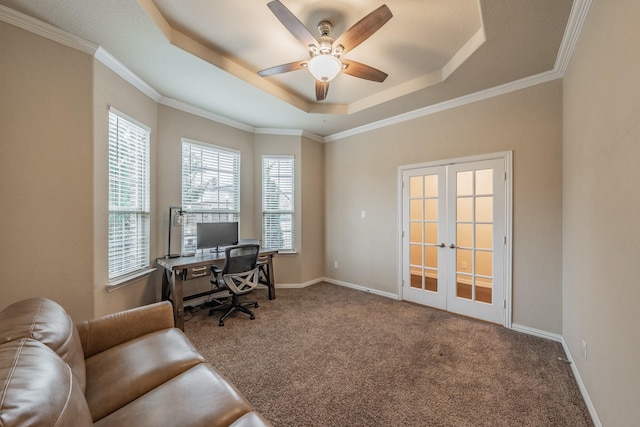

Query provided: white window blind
[262,155,294,251]
[181,140,240,252]
[108,108,150,281]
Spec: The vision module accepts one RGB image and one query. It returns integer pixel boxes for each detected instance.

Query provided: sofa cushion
[230,412,273,427]
[76,301,175,358]
[0,338,93,427]
[0,297,86,392]
[85,327,206,422]
[94,363,263,427]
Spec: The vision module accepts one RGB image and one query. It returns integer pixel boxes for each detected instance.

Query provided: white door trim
[397,151,513,327]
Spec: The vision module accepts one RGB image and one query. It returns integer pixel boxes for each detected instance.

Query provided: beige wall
[92,61,159,317]
[0,15,323,317]
[300,137,325,283]
[5,3,640,422]
[325,80,563,333]
[252,134,325,285]
[563,0,640,424]
[0,22,94,321]
[254,134,302,285]
[156,105,256,298]
[0,15,563,334]
[156,105,256,241]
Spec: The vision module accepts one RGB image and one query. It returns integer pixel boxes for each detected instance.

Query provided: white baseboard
[511,323,564,342]
[276,277,399,300]
[275,277,324,289]
[559,338,602,427]
[511,324,601,427]
[320,277,399,300]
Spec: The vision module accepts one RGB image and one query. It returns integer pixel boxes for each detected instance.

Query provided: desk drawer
[185,265,210,280]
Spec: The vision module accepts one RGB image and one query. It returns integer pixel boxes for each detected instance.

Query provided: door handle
[449,243,456,249]
[438,243,445,248]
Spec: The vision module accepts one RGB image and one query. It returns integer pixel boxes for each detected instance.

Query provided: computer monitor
[196,222,239,253]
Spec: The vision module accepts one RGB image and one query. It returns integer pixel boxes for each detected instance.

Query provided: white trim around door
[398,151,513,327]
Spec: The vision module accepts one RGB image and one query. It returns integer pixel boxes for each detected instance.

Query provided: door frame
[397,151,513,328]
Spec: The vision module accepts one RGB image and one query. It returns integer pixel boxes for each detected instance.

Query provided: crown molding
[324,0,592,142]
[255,128,323,143]
[0,4,97,54]
[1,0,592,143]
[158,97,256,134]
[301,131,324,143]
[0,4,162,104]
[94,47,161,101]
[554,0,592,76]
[255,128,302,136]
[325,69,561,142]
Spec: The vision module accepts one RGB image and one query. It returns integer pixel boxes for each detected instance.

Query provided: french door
[401,156,508,324]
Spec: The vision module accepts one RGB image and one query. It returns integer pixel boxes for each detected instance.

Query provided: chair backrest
[222,244,260,274]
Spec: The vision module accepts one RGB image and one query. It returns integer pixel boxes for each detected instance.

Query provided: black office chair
[208,244,260,326]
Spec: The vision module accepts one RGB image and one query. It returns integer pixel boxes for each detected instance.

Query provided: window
[108,108,150,281]
[262,156,294,251]
[181,140,240,252]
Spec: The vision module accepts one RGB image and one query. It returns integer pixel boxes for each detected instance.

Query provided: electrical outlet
[461,261,467,269]
[361,210,366,219]
[334,261,339,269]
[582,339,588,361]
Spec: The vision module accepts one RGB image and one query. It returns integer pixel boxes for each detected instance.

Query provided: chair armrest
[76,301,175,358]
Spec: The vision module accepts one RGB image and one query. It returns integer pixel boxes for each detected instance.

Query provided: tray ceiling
[0,0,578,138]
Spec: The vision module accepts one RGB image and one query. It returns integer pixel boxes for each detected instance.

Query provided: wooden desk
[157,248,277,330]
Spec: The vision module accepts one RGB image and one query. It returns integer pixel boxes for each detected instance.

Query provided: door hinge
[402,279,405,287]
[504,172,507,181]
[503,300,507,309]
[504,236,507,245]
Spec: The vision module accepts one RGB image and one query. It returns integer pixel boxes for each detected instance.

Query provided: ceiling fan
[258,1,393,101]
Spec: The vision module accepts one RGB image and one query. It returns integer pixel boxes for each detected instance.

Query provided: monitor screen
[196,222,239,251]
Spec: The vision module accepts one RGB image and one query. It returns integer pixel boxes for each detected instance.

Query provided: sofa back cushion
[0,297,86,391]
[0,338,93,426]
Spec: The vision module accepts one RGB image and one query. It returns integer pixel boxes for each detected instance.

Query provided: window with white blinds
[262,155,294,251]
[108,108,150,281]
[181,140,240,252]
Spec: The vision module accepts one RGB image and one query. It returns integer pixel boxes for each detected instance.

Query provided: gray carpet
[183,282,593,427]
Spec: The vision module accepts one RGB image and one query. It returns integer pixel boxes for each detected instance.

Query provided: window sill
[277,250,297,255]
[106,268,156,292]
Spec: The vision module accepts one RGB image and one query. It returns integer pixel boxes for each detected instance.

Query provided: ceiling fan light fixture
[308,54,342,82]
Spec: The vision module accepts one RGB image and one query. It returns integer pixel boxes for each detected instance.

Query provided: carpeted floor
[183,282,593,427]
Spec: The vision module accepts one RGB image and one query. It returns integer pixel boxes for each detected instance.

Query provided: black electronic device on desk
[196,221,239,254]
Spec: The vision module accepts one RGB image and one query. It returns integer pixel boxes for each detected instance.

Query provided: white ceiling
[0,0,577,138]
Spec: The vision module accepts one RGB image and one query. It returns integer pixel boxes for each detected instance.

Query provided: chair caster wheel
[218,320,224,327]
[250,315,255,320]
[254,303,259,308]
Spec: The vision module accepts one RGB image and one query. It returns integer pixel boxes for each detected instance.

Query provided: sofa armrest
[76,301,175,358]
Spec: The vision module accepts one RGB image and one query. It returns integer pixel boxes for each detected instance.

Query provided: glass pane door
[446,159,505,324]
[402,166,446,310]
[402,157,506,325]
[454,169,494,304]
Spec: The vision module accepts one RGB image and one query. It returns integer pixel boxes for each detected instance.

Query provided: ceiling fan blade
[258,60,307,77]
[315,80,329,101]
[334,4,392,55]
[267,1,318,49]
[341,60,388,82]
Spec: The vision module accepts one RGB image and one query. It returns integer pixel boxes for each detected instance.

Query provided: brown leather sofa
[0,297,271,427]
